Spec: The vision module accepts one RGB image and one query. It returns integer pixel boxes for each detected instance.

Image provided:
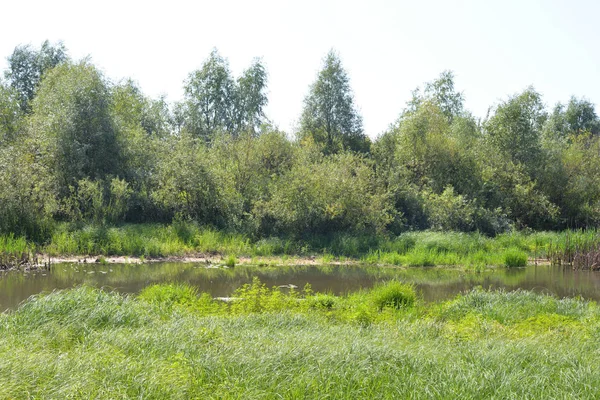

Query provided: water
[2,262,600,311]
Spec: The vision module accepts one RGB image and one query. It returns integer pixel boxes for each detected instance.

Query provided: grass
[546,230,600,269]
[0,234,36,269]
[369,281,416,310]
[503,247,528,267]
[6,223,600,269]
[224,254,237,268]
[1,283,600,398]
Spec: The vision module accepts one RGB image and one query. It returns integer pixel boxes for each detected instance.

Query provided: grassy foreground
[4,222,599,269]
[1,281,600,398]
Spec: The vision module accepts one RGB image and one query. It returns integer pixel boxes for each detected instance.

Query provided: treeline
[1,41,600,241]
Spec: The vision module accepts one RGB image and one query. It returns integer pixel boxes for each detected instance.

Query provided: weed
[503,248,527,268]
[225,255,237,268]
[370,281,416,310]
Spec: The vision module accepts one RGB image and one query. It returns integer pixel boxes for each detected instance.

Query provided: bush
[370,281,416,310]
[225,254,237,268]
[423,186,475,232]
[256,150,395,236]
[308,294,337,310]
[138,284,198,307]
[503,248,528,268]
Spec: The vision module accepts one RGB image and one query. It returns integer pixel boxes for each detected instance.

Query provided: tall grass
[546,230,600,269]
[8,223,600,269]
[0,234,36,269]
[1,284,600,398]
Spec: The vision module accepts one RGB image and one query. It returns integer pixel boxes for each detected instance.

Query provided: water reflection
[2,262,600,311]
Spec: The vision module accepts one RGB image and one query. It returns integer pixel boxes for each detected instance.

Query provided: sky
[1,0,599,138]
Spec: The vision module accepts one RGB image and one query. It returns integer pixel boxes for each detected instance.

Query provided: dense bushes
[256,149,395,235]
[2,43,600,241]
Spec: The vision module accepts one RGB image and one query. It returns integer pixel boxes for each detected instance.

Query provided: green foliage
[409,70,465,123]
[308,293,337,310]
[230,277,304,314]
[299,50,369,154]
[181,49,268,141]
[4,40,68,112]
[182,49,235,140]
[370,281,416,310]
[0,141,57,239]
[484,87,546,172]
[503,248,528,268]
[151,134,240,226]
[138,284,199,307]
[0,81,22,142]
[234,58,269,134]
[544,96,600,142]
[29,61,121,193]
[0,234,35,269]
[63,177,132,224]
[4,286,600,398]
[2,42,600,240]
[423,186,475,231]
[257,150,395,235]
[224,254,237,268]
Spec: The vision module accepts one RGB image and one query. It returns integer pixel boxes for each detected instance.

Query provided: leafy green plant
[225,255,237,268]
[503,248,528,268]
[370,281,416,310]
[138,284,198,307]
[308,294,336,310]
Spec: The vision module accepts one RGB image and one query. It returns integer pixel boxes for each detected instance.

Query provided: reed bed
[0,234,38,270]
[547,230,600,269]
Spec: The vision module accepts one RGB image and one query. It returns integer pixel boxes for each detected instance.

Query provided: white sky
[1,0,599,138]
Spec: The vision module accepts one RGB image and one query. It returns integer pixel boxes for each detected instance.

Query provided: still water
[2,262,600,311]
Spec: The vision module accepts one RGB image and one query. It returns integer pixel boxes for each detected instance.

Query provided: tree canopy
[299,50,369,154]
[4,40,68,112]
[1,41,600,239]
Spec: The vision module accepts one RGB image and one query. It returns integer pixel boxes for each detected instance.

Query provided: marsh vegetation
[2,42,600,268]
[2,40,600,397]
[2,283,600,398]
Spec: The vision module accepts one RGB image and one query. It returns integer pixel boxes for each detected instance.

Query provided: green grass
[0,234,36,269]
[503,247,528,267]
[224,254,237,268]
[369,281,416,310]
[1,284,600,398]
[6,223,600,269]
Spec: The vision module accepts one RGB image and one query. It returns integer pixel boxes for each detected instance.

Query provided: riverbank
[2,223,599,270]
[1,282,599,398]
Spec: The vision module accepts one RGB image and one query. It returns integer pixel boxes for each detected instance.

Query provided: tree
[182,49,236,141]
[0,81,22,143]
[543,97,599,142]
[182,50,269,141]
[29,61,120,193]
[234,58,268,134]
[403,71,464,123]
[484,87,546,172]
[564,97,599,135]
[4,40,68,112]
[424,71,464,123]
[258,150,394,235]
[299,50,368,154]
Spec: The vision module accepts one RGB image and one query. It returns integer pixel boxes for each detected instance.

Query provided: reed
[0,234,38,270]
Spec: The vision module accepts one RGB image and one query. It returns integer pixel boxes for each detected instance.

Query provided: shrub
[225,254,237,268]
[308,294,337,310]
[138,284,198,307]
[370,281,416,310]
[256,150,395,236]
[503,248,528,268]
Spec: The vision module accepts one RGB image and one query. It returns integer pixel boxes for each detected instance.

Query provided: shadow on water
[2,262,600,311]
